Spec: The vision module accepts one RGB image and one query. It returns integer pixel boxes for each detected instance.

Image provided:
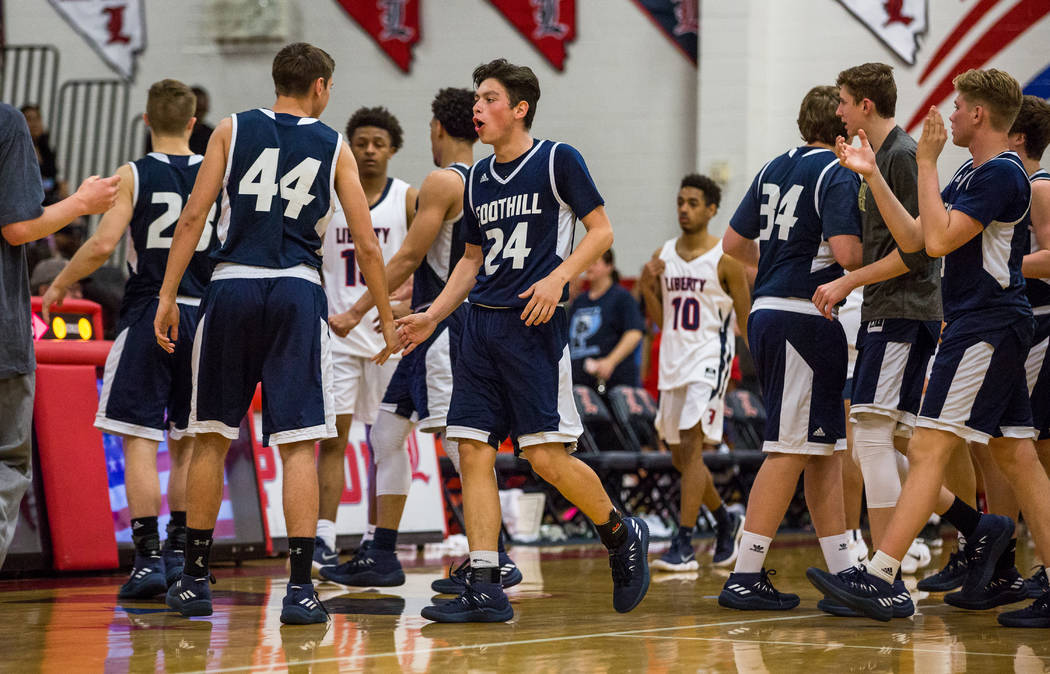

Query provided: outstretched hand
[835,132,876,178]
[372,319,401,365]
[395,312,437,356]
[916,106,947,165]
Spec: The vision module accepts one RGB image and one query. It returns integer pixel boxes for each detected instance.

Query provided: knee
[991,440,1037,478]
[522,447,565,483]
[458,442,495,474]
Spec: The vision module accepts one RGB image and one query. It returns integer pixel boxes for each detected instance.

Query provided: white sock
[361,524,376,543]
[733,531,772,574]
[869,550,899,583]
[470,549,498,569]
[316,519,336,550]
[819,533,854,574]
[850,529,863,543]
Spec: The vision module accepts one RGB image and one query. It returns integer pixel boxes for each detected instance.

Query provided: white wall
[6,0,698,276]
[698,0,1050,235]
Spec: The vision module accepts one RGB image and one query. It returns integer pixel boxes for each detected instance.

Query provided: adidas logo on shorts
[813,428,825,438]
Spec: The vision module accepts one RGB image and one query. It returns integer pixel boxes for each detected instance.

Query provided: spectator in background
[30,257,83,299]
[568,249,645,394]
[0,102,118,570]
[20,104,67,205]
[145,85,213,155]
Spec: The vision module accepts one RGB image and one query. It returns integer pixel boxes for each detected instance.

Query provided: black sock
[498,530,507,554]
[185,527,214,578]
[471,565,500,585]
[374,527,398,552]
[595,510,627,550]
[131,516,160,557]
[288,537,314,585]
[941,498,981,539]
[166,511,187,552]
[677,524,695,539]
[997,538,1017,573]
[711,505,730,531]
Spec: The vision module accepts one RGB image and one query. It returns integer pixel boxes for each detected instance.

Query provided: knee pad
[443,437,460,474]
[853,413,902,509]
[371,410,413,496]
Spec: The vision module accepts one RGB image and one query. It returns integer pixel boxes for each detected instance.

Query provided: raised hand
[835,132,876,178]
[73,174,121,215]
[916,106,947,165]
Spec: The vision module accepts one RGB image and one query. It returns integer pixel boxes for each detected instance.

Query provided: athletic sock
[996,538,1018,573]
[677,524,695,539]
[469,550,499,584]
[711,505,731,532]
[166,511,187,552]
[594,510,627,550]
[288,537,314,585]
[131,516,160,557]
[497,530,507,554]
[733,531,772,574]
[316,519,336,551]
[869,550,899,583]
[819,533,854,574]
[185,527,214,578]
[941,497,981,538]
[374,527,398,552]
[361,524,376,545]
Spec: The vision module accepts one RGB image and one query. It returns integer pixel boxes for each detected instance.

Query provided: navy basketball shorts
[189,269,335,447]
[1025,312,1050,440]
[96,297,200,441]
[747,303,847,455]
[381,303,466,432]
[917,316,1035,443]
[850,318,941,433]
[446,305,583,452]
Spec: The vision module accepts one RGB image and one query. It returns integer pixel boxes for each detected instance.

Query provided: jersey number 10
[670,296,701,331]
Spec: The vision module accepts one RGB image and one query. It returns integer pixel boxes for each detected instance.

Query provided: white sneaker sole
[651,558,700,572]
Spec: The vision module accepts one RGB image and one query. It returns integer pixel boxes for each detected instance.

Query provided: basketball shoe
[119,554,168,599]
[431,552,523,593]
[319,547,404,587]
[713,512,744,567]
[281,583,329,624]
[719,569,800,610]
[610,516,650,613]
[653,529,699,572]
[166,573,215,617]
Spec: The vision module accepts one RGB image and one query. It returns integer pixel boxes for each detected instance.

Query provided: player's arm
[722,226,759,269]
[811,249,907,319]
[719,253,752,345]
[638,248,664,325]
[397,243,482,355]
[2,175,119,246]
[520,204,614,327]
[836,132,924,253]
[1023,179,1050,278]
[155,118,230,352]
[42,164,134,321]
[405,185,419,225]
[333,141,397,363]
[330,170,458,337]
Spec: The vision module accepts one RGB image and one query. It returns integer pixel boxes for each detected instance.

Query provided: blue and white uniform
[917,152,1034,443]
[729,146,862,454]
[380,163,470,431]
[189,108,341,446]
[96,152,217,441]
[321,176,409,424]
[446,140,602,450]
[1025,168,1050,440]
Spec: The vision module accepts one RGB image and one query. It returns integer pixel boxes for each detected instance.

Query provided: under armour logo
[378,0,414,42]
[750,544,765,553]
[192,539,210,546]
[195,556,205,568]
[290,547,303,555]
[531,0,568,39]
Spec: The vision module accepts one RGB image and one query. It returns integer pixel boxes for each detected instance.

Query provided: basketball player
[41,80,214,599]
[718,86,863,611]
[154,43,397,624]
[808,69,1050,628]
[320,88,522,590]
[397,58,650,622]
[638,173,749,572]
[312,106,416,575]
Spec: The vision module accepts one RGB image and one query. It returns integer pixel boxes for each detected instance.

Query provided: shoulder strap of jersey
[548,141,567,209]
[813,158,842,218]
[1031,168,1050,182]
[446,162,469,183]
[128,160,141,209]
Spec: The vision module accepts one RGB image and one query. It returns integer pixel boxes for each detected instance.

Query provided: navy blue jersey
[1027,168,1050,309]
[729,146,862,300]
[462,140,604,308]
[125,152,217,304]
[213,108,341,269]
[411,162,469,310]
[940,152,1031,324]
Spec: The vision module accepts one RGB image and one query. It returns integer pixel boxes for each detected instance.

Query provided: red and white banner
[836,0,927,65]
[335,0,420,73]
[487,0,576,71]
[47,0,145,80]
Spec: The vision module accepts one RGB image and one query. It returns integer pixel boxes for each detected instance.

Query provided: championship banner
[47,0,145,80]
[836,0,926,65]
[335,0,420,73]
[486,0,576,71]
[630,0,698,65]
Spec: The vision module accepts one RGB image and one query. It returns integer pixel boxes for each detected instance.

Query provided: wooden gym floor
[1,533,1047,672]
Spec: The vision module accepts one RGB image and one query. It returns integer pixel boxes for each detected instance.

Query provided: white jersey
[658,238,735,390]
[322,176,410,358]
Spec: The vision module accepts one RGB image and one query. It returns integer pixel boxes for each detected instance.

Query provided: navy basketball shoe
[280,583,329,625]
[421,579,514,623]
[652,529,698,572]
[1024,566,1049,599]
[719,569,800,611]
[713,512,744,567]
[118,554,168,599]
[806,565,895,621]
[917,541,968,592]
[609,516,650,613]
[312,537,339,577]
[431,552,524,593]
[998,591,1050,628]
[945,566,1028,610]
[319,547,405,587]
[961,515,1014,593]
[817,573,914,618]
[166,573,216,617]
[163,548,184,588]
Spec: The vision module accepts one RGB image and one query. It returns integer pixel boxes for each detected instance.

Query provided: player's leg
[315,412,352,572]
[119,435,168,598]
[278,439,320,586]
[841,399,867,564]
[654,387,699,572]
[163,434,191,585]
